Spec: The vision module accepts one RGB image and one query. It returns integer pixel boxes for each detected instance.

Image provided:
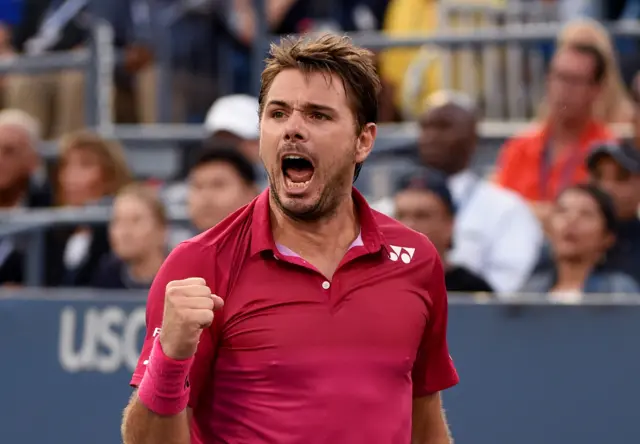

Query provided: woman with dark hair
[521,183,639,301]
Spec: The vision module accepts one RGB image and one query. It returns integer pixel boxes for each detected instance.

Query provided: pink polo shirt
[131,188,459,443]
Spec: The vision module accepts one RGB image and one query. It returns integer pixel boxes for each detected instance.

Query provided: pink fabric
[137,337,194,416]
[276,232,363,257]
[131,189,459,443]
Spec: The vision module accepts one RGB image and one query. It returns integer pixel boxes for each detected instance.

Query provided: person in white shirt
[373,90,543,294]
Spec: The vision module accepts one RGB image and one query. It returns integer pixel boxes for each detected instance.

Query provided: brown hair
[259,33,382,131]
[115,183,167,226]
[57,130,132,200]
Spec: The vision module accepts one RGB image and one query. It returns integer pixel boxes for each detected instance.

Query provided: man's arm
[121,242,219,444]
[412,393,452,444]
[121,390,191,444]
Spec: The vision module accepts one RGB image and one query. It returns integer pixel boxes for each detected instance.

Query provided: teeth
[284,155,305,161]
[285,177,311,188]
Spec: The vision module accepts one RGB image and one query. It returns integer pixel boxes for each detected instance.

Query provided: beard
[267,154,355,222]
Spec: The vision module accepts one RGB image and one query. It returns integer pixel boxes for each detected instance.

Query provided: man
[204,95,260,163]
[6,0,156,137]
[394,169,492,293]
[168,144,259,247]
[0,109,51,285]
[495,42,615,226]
[187,145,258,233]
[587,141,640,284]
[374,90,543,294]
[122,34,458,444]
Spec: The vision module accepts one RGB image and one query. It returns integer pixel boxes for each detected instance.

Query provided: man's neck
[127,251,165,282]
[549,116,590,147]
[0,182,28,209]
[554,257,597,290]
[270,194,360,276]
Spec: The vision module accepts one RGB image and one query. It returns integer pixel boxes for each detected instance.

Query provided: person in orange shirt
[495,42,616,228]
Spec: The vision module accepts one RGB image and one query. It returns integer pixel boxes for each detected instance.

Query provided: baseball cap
[586,141,640,174]
[204,95,259,140]
[396,168,456,216]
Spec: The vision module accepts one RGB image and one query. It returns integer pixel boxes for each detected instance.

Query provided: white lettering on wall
[58,306,146,373]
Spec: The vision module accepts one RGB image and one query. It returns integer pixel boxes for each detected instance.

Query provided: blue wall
[1,290,639,443]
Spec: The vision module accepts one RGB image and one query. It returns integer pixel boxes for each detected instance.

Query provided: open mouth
[281,155,315,189]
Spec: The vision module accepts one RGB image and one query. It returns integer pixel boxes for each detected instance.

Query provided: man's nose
[283,111,308,142]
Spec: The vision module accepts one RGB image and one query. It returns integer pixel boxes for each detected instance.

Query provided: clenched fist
[160,277,224,360]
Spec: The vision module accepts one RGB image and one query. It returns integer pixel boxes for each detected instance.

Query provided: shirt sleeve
[129,241,216,409]
[412,253,459,397]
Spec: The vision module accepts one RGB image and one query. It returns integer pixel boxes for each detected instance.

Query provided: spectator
[0,110,51,286]
[45,130,131,286]
[522,184,639,300]
[374,90,543,294]
[171,144,258,246]
[394,169,492,293]
[586,142,640,284]
[92,184,167,289]
[0,109,50,209]
[5,0,157,138]
[537,18,635,124]
[495,42,615,227]
[204,94,266,185]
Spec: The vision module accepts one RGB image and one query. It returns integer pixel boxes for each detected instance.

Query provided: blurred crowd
[1,0,640,302]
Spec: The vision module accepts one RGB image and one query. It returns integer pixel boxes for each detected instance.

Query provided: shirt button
[322,281,330,290]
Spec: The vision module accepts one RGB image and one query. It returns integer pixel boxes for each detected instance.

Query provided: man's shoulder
[372,210,439,263]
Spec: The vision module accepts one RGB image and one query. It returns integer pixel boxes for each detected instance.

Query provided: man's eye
[272,111,285,119]
[310,112,329,120]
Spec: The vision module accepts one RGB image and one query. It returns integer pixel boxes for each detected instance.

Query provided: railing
[5,1,640,144]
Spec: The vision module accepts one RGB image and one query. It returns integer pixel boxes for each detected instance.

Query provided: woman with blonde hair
[92,183,167,289]
[538,18,635,124]
[46,130,133,286]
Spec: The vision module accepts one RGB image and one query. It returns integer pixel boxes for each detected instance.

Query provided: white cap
[204,94,259,140]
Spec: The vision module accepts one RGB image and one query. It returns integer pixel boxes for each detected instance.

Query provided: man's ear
[355,123,377,164]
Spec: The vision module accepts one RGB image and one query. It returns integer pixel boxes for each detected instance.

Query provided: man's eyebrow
[265,100,337,113]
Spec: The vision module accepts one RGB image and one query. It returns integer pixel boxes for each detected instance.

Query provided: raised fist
[159,277,224,360]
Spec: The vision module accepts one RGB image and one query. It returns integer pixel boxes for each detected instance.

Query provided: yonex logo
[389,245,415,264]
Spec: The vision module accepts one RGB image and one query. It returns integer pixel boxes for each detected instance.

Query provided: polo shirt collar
[250,187,387,257]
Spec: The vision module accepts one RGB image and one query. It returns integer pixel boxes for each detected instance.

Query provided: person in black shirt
[586,141,640,285]
[393,169,493,294]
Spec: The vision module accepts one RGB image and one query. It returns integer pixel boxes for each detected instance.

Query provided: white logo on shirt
[143,328,162,365]
[389,245,415,264]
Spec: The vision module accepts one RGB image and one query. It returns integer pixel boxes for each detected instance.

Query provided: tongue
[286,167,313,183]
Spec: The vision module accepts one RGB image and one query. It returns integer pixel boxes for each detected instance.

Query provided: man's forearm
[121,391,190,444]
[412,394,453,444]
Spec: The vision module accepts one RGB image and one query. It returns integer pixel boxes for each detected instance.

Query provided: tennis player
[121,33,459,444]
